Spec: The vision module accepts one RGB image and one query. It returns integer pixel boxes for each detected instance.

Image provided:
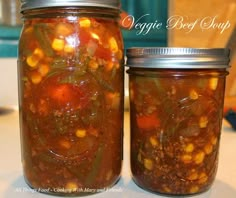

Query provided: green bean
[85,145,104,185]
[88,70,114,92]
[34,24,54,57]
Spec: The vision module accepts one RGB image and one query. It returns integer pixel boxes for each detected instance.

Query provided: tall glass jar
[126,48,230,196]
[18,0,124,195]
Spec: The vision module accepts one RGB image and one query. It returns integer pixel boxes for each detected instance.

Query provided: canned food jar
[126,47,230,196]
[18,0,124,195]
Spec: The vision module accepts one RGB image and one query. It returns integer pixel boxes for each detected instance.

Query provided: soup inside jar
[18,12,123,194]
[128,69,226,195]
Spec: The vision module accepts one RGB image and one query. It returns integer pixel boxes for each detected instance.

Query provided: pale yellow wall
[168,0,236,48]
[168,0,236,99]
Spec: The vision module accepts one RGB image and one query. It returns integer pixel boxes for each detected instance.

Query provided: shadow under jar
[18,0,124,196]
[126,47,230,196]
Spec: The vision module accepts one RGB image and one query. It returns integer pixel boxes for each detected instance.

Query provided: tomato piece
[39,74,86,108]
[50,83,91,109]
[79,29,91,45]
[51,84,74,102]
[136,112,160,130]
[95,46,112,60]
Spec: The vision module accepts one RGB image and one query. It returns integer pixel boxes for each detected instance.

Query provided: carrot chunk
[136,112,160,130]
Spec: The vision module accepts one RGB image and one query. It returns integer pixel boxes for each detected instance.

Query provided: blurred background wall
[168,0,236,106]
[168,0,236,48]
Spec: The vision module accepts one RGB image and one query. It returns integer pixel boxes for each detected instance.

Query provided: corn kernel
[89,59,99,70]
[184,143,195,153]
[64,44,75,53]
[144,158,153,170]
[65,182,78,192]
[24,27,33,34]
[194,151,205,164]
[59,140,71,149]
[52,38,65,51]
[137,152,142,163]
[189,185,199,194]
[106,170,113,181]
[105,92,120,109]
[199,172,207,178]
[38,64,50,77]
[198,172,208,184]
[181,154,192,164]
[38,99,48,116]
[199,116,208,128]
[130,87,134,102]
[33,48,44,59]
[76,129,86,138]
[149,136,159,147]
[204,143,213,155]
[56,23,74,37]
[209,78,218,90]
[26,55,40,68]
[31,72,42,84]
[29,103,36,113]
[105,61,114,71]
[114,62,120,69]
[91,32,100,40]
[117,49,123,60]
[188,171,199,180]
[162,185,171,193]
[189,89,199,100]
[211,136,217,145]
[88,127,99,137]
[109,37,118,53]
[79,17,91,28]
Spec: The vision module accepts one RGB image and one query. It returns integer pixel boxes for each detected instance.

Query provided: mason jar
[126,47,230,196]
[18,0,124,195]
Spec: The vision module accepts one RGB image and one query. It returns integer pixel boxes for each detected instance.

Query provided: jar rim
[20,0,121,12]
[126,47,230,69]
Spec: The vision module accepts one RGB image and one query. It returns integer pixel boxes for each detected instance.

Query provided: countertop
[0,110,236,198]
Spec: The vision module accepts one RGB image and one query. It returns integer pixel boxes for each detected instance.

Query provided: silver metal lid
[126,47,230,69]
[20,0,121,12]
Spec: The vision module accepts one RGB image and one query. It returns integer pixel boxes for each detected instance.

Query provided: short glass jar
[126,47,230,196]
[18,0,124,195]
